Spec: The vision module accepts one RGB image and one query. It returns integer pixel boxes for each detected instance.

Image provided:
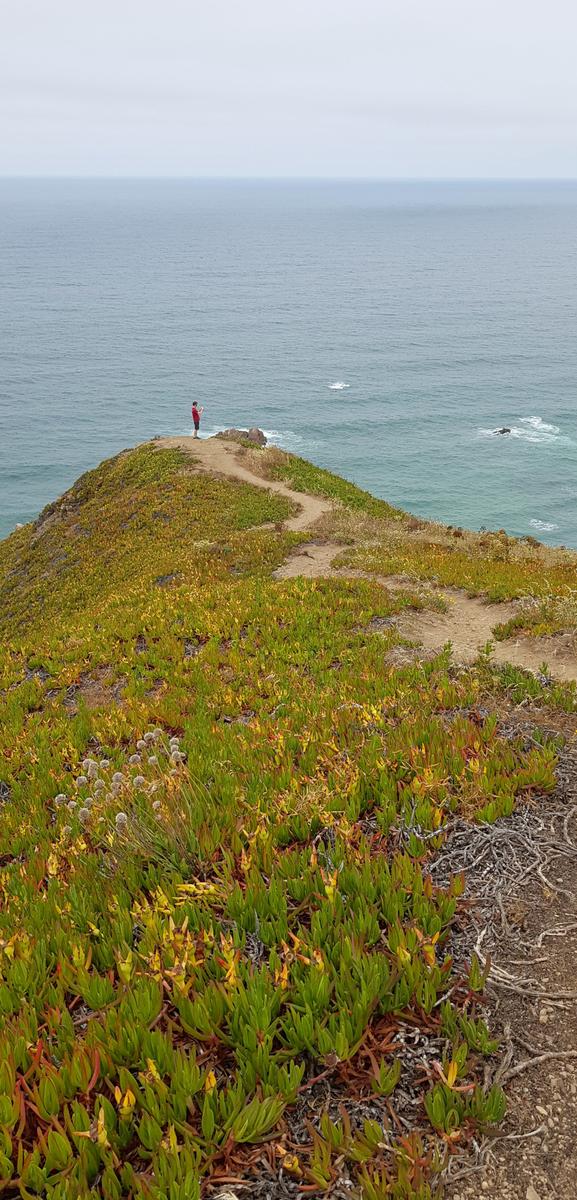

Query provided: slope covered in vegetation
[0,441,575,1199]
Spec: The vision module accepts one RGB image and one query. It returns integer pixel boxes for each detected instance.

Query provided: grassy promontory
[0,441,575,1199]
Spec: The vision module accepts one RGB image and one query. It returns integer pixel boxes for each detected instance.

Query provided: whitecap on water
[264,429,321,452]
[510,417,563,443]
[520,416,560,435]
[327,381,350,390]
[478,416,570,445]
[530,519,559,533]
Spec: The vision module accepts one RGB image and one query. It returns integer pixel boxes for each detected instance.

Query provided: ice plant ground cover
[0,444,576,1199]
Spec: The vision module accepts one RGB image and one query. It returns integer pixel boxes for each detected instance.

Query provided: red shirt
[192,407,200,425]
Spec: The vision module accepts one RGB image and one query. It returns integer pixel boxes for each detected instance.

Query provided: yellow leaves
[219,933,240,988]
[46,853,60,877]
[147,950,163,981]
[152,887,173,914]
[445,1060,458,1088]
[204,1069,217,1094]
[177,879,222,900]
[275,1144,302,1175]
[0,935,18,961]
[71,942,92,970]
[311,948,325,971]
[274,960,289,990]
[145,1058,161,1082]
[161,1124,178,1152]
[96,1107,109,1148]
[114,1086,136,1119]
[117,949,134,984]
[414,927,440,968]
[282,1153,302,1175]
[278,935,323,972]
[321,869,339,904]
[78,1107,111,1148]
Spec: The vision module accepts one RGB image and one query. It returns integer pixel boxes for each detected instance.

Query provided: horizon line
[2,174,577,183]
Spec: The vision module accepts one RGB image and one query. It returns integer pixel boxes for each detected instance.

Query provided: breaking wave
[530,518,559,533]
[478,416,570,445]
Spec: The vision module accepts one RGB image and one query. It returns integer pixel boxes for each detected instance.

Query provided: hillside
[1,437,576,1200]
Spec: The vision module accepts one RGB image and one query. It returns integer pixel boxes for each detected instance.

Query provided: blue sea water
[1,178,577,545]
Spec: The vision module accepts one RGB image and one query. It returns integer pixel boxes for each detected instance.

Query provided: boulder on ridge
[216,428,268,446]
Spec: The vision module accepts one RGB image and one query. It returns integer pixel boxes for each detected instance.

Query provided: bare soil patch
[151,440,577,683]
[273,543,577,683]
[64,667,126,712]
[273,541,344,578]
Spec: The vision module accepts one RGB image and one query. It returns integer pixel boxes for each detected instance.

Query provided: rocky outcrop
[216,427,267,446]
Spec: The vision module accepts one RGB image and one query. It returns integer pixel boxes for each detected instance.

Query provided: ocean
[1,178,577,546]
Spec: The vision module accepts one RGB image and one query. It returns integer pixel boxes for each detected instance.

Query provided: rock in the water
[494,427,511,435]
[216,428,267,446]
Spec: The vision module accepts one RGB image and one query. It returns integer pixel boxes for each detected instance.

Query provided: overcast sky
[2,0,577,177]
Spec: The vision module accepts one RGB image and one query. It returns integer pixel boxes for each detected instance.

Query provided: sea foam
[530,518,559,532]
[479,416,569,445]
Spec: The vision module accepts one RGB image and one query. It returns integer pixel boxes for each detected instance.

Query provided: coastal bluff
[1,437,577,1198]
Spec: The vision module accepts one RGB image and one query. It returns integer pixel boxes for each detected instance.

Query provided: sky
[2,0,577,178]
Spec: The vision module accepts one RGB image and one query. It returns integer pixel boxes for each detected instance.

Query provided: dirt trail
[274,542,577,683]
[157,438,577,1195]
[156,439,577,683]
[156,436,332,532]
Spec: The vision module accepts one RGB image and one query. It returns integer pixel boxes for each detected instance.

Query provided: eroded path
[156,436,332,532]
[275,542,577,683]
[156,438,577,1196]
[156,438,577,683]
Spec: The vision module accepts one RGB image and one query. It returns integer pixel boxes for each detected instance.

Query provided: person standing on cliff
[192,401,204,438]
